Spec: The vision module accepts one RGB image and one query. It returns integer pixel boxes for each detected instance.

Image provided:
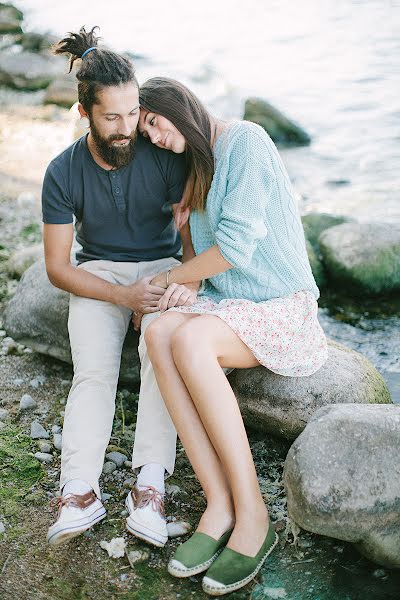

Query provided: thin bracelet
[166,269,172,287]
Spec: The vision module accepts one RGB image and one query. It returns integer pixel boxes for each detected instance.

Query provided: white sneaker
[126,485,168,548]
[47,490,106,546]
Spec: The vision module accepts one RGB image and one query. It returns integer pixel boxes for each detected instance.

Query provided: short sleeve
[166,153,187,205]
[42,161,74,224]
[215,128,276,269]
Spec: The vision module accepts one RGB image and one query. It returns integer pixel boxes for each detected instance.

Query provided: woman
[138,78,328,596]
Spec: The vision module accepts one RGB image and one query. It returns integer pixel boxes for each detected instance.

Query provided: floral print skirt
[169,290,328,377]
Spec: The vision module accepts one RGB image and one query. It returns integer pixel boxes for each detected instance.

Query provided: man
[43,27,197,548]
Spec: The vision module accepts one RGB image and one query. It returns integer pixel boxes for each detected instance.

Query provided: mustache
[108,133,136,142]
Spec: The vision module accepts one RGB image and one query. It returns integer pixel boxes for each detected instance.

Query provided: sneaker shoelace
[50,490,96,516]
[133,485,165,515]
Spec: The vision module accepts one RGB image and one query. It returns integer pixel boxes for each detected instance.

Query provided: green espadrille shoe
[168,529,232,578]
[202,519,278,595]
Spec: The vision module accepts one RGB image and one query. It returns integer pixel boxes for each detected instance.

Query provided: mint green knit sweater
[189,121,319,303]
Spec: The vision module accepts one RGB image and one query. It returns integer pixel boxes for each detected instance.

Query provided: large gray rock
[0,3,23,34]
[283,404,400,568]
[230,339,392,440]
[302,213,351,253]
[243,97,311,147]
[7,244,43,277]
[3,259,140,383]
[319,222,400,295]
[0,50,62,90]
[44,74,78,108]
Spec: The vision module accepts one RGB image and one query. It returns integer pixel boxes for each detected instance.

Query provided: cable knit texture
[189,121,319,303]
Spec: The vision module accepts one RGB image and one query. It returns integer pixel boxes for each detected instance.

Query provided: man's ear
[77,103,88,119]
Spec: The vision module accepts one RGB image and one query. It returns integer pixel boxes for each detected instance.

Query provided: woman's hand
[158,282,198,312]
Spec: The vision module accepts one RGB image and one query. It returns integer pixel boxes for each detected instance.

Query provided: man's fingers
[142,306,161,314]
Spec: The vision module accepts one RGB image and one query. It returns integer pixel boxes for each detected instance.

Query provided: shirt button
[114,188,120,194]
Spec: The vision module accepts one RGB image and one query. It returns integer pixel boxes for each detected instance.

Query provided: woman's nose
[149,130,161,144]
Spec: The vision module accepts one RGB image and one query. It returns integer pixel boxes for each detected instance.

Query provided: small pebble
[101,493,112,502]
[51,425,61,434]
[167,521,192,538]
[35,452,53,464]
[0,330,6,337]
[124,460,132,469]
[120,509,128,517]
[373,569,387,579]
[127,549,150,564]
[30,421,49,439]
[20,394,37,410]
[53,433,62,451]
[123,477,135,489]
[60,380,71,387]
[102,461,117,474]
[12,378,24,386]
[38,440,52,453]
[0,521,5,534]
[0,408,9,421]
[0,422,6,430]
[106,451,128,467]
[166,483,183,496]
[262,588,287,599]
[30,375,47,388]
[24,348,33,354]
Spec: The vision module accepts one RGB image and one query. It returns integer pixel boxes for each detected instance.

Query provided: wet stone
[0,522,5,534]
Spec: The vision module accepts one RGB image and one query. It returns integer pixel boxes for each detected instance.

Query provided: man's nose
[119,118,133,137]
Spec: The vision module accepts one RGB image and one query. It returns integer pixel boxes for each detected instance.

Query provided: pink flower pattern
[169,291,328,377]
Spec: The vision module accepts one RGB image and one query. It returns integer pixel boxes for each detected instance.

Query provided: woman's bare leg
[169,314,268,557]
[146,312,269,556]
[145,312,235,538]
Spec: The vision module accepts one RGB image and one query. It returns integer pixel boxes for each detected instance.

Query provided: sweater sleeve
[214,128,276,269]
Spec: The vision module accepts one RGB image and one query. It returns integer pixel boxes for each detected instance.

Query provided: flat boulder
[229,339,392,440]
[44,74,78,108]
[319,222,400,295]
[3,259,140,383]
[283,404,400,568]
[243,97,310,146]
[0,3,23,34]
[7,243,43,277]
[0,50,62,90]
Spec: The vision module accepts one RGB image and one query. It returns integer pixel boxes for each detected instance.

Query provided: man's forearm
[46,262,125,305]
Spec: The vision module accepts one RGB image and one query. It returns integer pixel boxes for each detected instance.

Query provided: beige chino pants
[60,257,180,499]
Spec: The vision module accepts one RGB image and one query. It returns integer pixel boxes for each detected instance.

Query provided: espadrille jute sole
[202,532,279,596]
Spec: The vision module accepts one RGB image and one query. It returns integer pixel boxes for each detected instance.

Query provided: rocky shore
[1,4,400,600]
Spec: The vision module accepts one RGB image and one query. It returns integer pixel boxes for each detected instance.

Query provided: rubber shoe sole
[202,532,279,596]
[168,548,224,578]
[47,506,106,546]
[125,497,167,548]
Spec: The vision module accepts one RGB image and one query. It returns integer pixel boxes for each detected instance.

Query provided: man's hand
[117,275,166,313]
[158,282,199,312]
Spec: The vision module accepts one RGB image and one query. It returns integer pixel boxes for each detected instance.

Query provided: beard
[90,120,137,169]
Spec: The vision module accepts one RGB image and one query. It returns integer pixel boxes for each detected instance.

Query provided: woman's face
[139,109,186,153]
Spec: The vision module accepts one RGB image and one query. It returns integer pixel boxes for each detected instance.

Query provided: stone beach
[1,4,400,600]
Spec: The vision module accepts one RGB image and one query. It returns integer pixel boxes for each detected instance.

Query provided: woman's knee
[144,313,184,354]
[171,317,215,363]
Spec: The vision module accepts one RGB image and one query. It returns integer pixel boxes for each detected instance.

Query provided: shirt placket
[109,171,126,212]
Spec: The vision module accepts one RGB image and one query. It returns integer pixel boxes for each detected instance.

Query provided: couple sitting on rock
[43,26,327,596]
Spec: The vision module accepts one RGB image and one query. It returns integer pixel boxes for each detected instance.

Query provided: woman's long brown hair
[139,78,214,212]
